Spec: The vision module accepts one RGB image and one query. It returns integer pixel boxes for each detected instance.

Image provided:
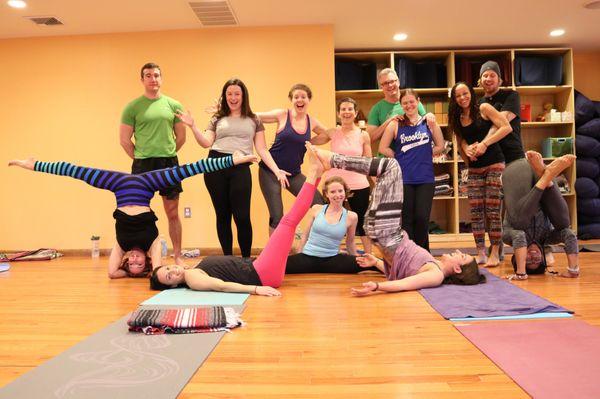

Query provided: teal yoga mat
[450,311,573,322]
[141,288,249,306]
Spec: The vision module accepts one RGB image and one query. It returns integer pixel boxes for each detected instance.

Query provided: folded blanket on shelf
[127,307,243,335]
[434,173,451,183]
[434,184,453,196]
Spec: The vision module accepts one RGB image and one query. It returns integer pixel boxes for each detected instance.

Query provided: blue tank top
[302,205,347,257]
[266,110,311,176]
[392,119,434,184]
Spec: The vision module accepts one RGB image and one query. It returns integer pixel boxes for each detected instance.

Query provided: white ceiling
[1,0,599,50]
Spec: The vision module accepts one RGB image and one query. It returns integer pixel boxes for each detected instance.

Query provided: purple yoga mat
[419,269,571,319]
[455,319,600,399]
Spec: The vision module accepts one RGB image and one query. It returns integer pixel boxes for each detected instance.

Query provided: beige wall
[1,25,335,251]
[574,50,600,99]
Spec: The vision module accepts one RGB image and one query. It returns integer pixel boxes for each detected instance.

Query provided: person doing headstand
[9,152,256,278]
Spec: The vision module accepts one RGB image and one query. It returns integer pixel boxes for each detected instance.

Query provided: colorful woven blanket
[127,307,243,335]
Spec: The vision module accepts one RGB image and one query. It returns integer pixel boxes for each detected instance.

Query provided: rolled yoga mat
[419,269,571,319]
[0,306,244,399]
[455,319,600,399]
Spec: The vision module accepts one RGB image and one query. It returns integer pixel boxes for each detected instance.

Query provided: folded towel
[435,173,451,182]
[127,306,243,335]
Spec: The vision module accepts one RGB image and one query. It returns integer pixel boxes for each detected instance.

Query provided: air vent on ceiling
[26,16,64,26]
[189,1,238,26]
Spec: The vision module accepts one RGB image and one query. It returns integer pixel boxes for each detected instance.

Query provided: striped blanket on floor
[127,306,243,335]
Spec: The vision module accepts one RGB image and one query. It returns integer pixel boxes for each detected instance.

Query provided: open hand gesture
[232,150,258,165]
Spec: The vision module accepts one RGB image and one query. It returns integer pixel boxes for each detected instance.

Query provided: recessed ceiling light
[7,0,27,8]
[393,33,408,41]
[550,29,565,37]
[584,0,600,9]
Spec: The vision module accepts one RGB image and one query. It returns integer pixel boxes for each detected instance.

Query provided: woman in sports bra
[285,176,379,275]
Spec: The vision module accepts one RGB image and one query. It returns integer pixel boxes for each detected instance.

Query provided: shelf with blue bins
[334,47,577,241]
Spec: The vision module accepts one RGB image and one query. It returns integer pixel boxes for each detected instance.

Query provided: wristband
[373,282,379,292]
[254,286,258,294]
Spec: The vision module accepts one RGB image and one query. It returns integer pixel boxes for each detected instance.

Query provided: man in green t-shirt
[366,68,427,142]
[120,62,187,265]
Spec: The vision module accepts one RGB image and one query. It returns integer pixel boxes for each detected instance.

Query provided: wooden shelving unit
[335,47,576,243]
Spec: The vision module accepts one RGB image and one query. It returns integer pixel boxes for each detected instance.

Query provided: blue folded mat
[419,269,572,319]
[450,312,573,322]
[142,288,249,306]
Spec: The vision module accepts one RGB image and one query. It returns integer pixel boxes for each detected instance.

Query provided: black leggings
[204,151,253,257]
[402,183,434,251]
[285,253,379,274]
[347,187,370,236]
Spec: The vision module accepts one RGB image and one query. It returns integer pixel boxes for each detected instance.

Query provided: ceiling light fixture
[393,33,408,41]
[550,29,565,37]
[7,0,27,8]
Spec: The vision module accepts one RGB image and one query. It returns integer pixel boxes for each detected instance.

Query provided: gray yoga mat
[0,306,244,399]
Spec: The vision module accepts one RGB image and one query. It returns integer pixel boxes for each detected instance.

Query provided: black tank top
[459,117,505,168]
[196,256,262,286]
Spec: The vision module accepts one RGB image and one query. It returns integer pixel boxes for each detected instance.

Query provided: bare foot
[306,142,325,177]
[559,266,579,278]
[545,250,555,267]
[545,154,576,179]
[526,151,545,178]
[8,157,35,170]
[476,251,488,265]
[305,142,332,171]
[536,154,576,190]
[485,254,500,267]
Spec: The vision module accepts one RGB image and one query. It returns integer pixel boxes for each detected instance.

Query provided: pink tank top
[324,128,370,190]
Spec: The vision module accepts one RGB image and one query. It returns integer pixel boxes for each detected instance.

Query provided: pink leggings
[252,179,319,287]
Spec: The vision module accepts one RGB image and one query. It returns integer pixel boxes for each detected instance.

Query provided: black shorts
[113,209,159,252]
[132,156,183,199]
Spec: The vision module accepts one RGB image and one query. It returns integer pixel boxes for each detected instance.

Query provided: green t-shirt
[367,99,426,127]
[121,95,183,159]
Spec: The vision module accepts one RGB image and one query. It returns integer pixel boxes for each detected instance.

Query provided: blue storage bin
[335,60,378,90]
[515,55,563,86]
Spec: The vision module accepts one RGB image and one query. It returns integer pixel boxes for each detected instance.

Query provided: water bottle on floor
[91,235,100,258]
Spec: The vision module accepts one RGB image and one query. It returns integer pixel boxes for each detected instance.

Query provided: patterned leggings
[329,154,403,263]
[467,162,505,249]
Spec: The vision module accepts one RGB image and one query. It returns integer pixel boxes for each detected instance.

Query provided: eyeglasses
[380,79,398,87]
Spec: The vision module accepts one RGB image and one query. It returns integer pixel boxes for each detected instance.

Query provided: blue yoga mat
[141,288,249,306]
[419,269,572,319]
[450,311,573,322]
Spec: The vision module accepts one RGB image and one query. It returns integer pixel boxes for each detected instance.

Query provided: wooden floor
[1,252,600,398]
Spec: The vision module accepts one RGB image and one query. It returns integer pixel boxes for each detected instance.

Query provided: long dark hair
[214,78,256,120]
[448,82,480,139]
